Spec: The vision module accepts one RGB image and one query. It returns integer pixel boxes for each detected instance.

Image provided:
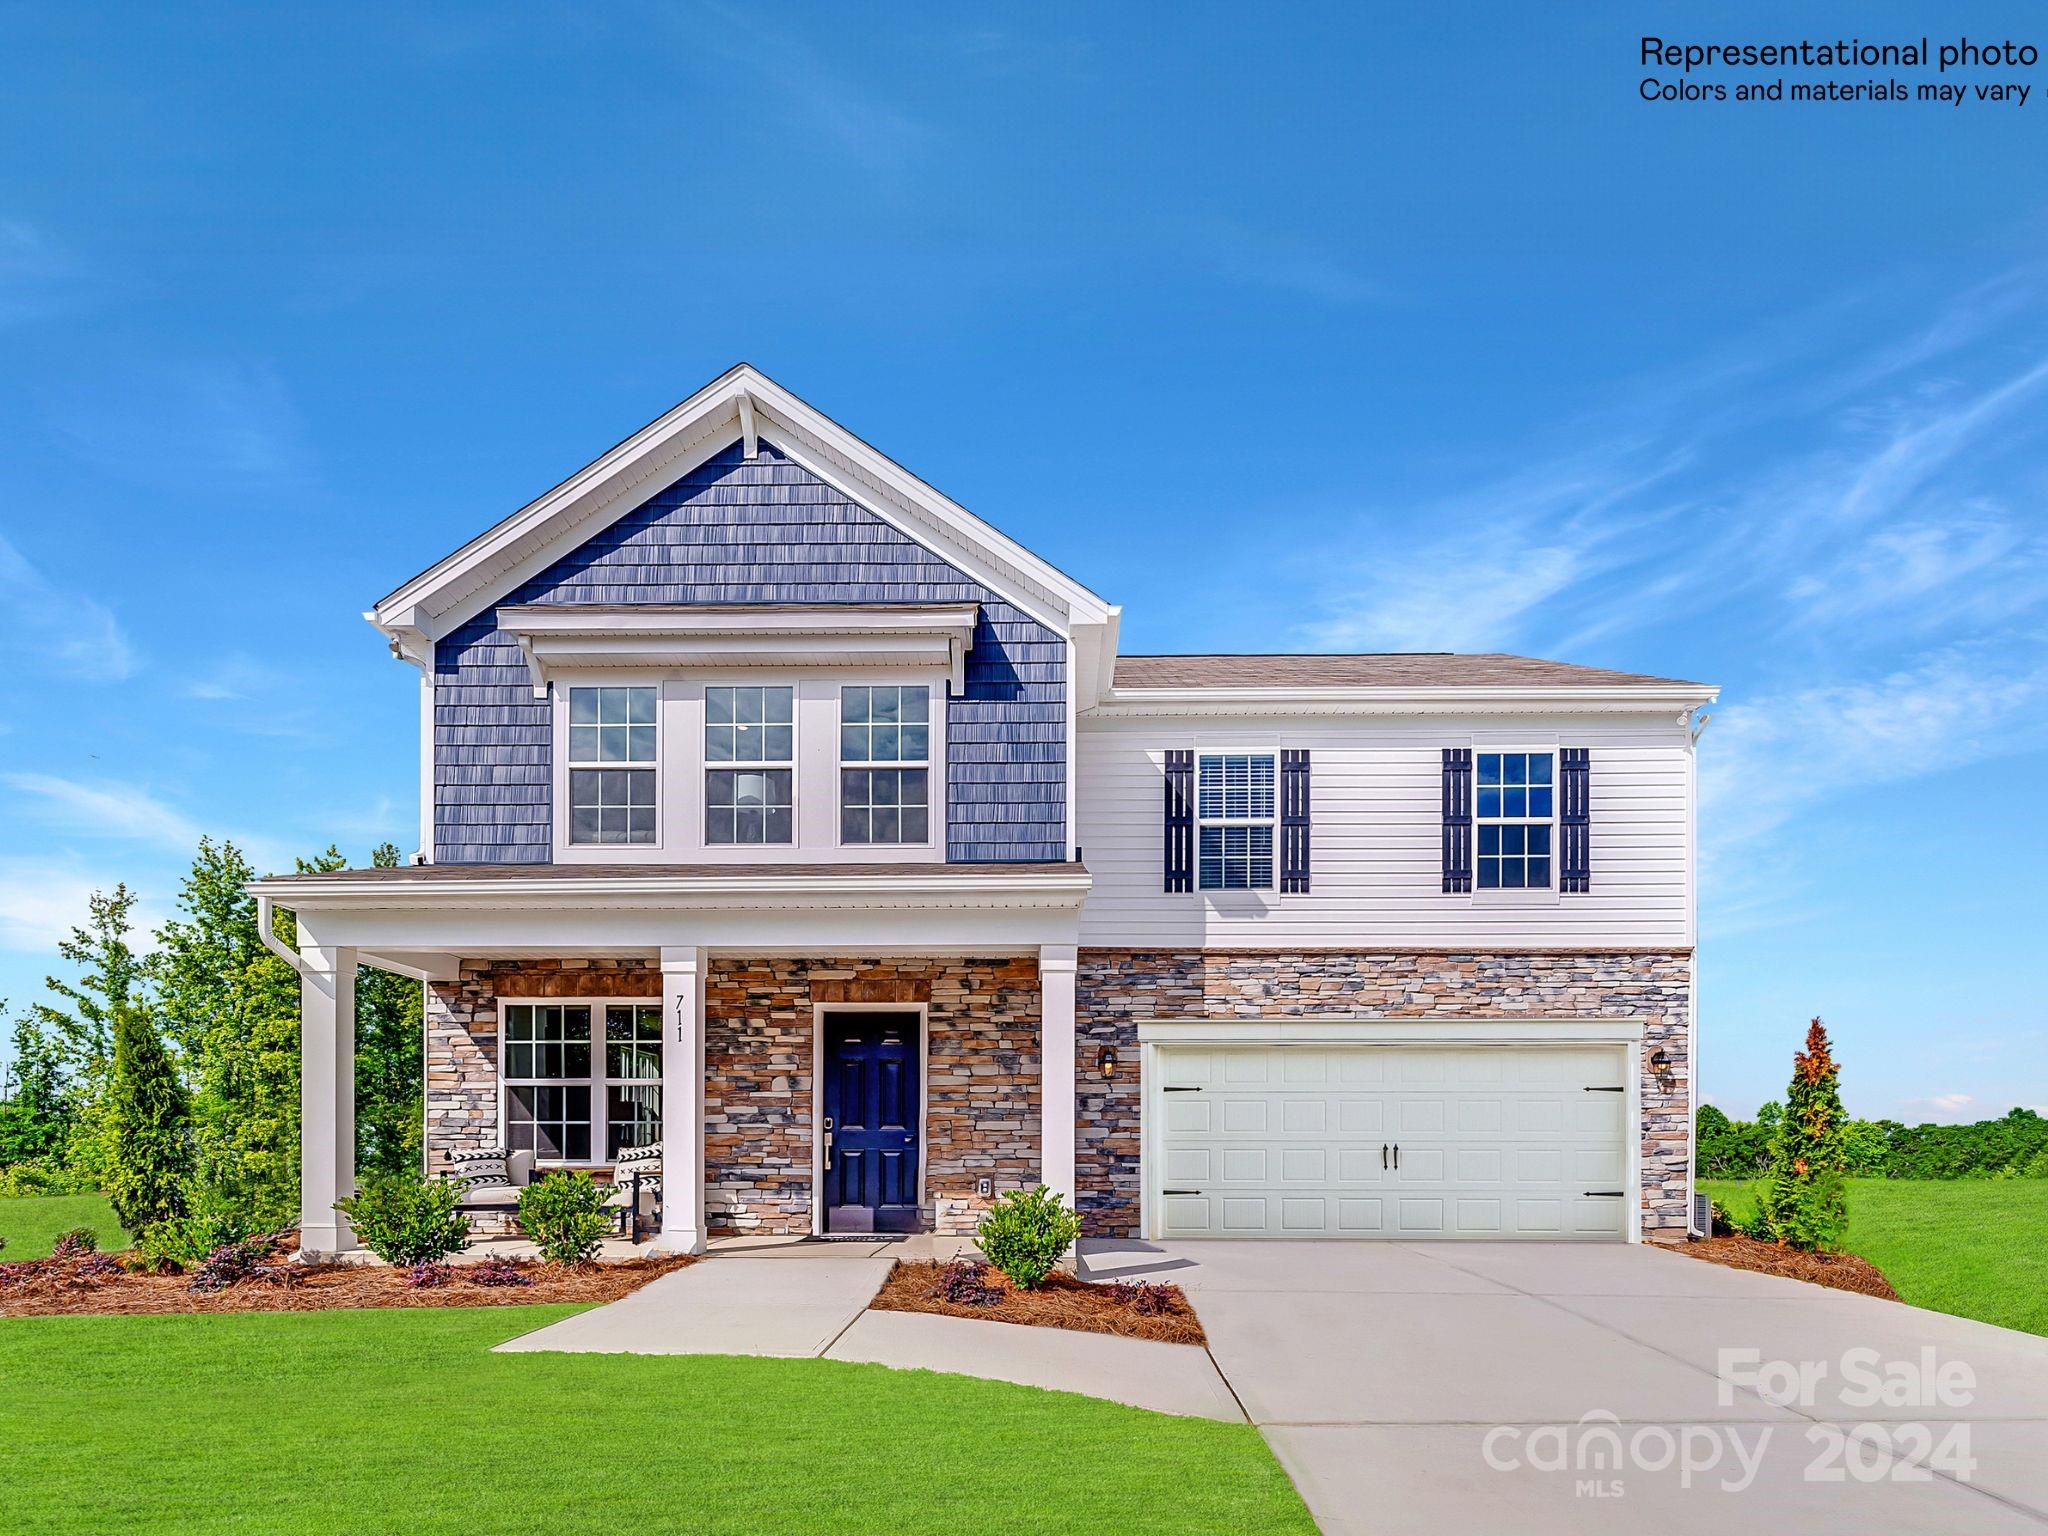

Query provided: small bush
[75,1253,124,1284]
[49,1228,98,1260]
[936,1257,1002,1307]
[467,1257,535,1288]
[404,1261,453,1290]
[1112,1280,1177,1316]
[189,1239,274,1294]
[976,1186,1080,1290]
[517,1171,611,1265]
[0,1161,96,1198]
[135,1209,256,1274]
[336,1173,472,1266]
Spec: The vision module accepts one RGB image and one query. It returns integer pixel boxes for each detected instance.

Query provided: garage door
[1152,1045,1630,1239]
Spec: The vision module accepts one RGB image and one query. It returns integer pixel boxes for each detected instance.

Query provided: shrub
[976,1186,1080,1290]
[104,1005,194,1232]
[0,1160,97,1198]
[75,1253,124,1284]
[467,1257,535,1288]
[936,1257,1002,1307]
[189,1239,274,1294]
[335,1173,471,1267]
[134,1208,257,1273]
[517,1171,611,1265]
[404,1261,453,1289]
[1113,1280,1178,1316]
[1757,1018,1851,1252]
[49,1228,97,1260]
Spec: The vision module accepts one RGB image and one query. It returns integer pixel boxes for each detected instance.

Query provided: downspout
[256,894,312,977]
[1686,707,1712,1236]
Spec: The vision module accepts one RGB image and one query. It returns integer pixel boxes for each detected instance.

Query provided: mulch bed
[0,1249,692,1319]
[1680,1234,1901,1301]
[870,1259,1205,1346]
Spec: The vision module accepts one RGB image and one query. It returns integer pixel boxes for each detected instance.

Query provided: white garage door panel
[1153,1045,1630,1240]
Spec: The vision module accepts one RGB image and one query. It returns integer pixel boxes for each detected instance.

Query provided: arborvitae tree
[0,1008,71,1165]
[355,843,425,1177]
[104,1004,193,1231]
[1758,1018,1850,1252]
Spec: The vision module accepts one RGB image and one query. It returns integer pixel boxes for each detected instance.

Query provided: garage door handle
[1393,1143,1399,1169]
[1584,1190,1625,1197]
[1381,1144,1387,1169]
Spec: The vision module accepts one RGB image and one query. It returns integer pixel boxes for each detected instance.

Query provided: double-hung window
[1196,753,1275,890]
[704,685,794,844]
[1476,751,1553,889]
[502,1001,662,1164]
[567,686,657,844]
[840,685,931,845]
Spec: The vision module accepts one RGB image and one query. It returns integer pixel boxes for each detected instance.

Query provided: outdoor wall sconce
[1649,1048,1675,1090]
[1097,1048,1117,1081]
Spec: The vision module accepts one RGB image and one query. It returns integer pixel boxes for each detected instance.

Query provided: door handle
[824,1131,833,1171]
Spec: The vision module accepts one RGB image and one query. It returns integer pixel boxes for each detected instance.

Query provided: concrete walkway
[494,1241,1243,1420]
[1081,1238,2048,1535]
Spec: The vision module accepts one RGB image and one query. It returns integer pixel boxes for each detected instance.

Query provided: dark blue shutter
[1164,750,1194,893]
[1441,748,1472,893]
[1560,747,1590,892]
[1280,750,1311,893]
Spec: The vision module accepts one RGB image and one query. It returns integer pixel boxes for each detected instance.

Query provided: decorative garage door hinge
[1582,1085,1625,1092]
[1162,1085,1203,1093]
[1583,1190,1626,1197]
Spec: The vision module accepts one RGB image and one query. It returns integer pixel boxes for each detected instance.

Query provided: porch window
[567,686,657,844]
[704,685,794,844]
[501,1001,661,1164]
[839,684,931,844]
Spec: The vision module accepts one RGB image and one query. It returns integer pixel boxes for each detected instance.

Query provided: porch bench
[441,1148,535,1233]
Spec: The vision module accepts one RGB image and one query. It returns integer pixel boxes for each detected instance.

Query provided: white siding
[1075,712,1694,950]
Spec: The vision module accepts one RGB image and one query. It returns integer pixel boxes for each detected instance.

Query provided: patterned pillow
[446,1147,512,1189]
[615,1142,662,1189]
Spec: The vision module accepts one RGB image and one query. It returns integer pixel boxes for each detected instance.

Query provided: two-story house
[252,364,1716,1257]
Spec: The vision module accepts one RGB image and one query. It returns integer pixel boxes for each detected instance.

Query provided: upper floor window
[1477,751,1553,889]
[840,685,931,845]
[1197,753,1274,890]
[568,686,657,844]
[704,685,794,844]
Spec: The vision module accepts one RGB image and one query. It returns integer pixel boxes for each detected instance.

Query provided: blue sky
[2,4,2043,1121]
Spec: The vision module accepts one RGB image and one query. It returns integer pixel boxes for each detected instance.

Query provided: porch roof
[251,860,1087,894]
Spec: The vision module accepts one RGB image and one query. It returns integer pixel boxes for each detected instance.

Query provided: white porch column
[299,945,358,1256]
[1039,944,1078,1205]
[654,945,708,1254]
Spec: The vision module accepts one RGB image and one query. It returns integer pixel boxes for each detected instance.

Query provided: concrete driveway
[1079,1239,2048,1535]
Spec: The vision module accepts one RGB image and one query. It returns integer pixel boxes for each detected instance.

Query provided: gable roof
[368,363,1116,662]
[1114,653,1704,689]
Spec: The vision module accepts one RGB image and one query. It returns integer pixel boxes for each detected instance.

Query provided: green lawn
[0,1306,1312,1534]
[1703,1177,2048,1337]
[0,1193,128,1261]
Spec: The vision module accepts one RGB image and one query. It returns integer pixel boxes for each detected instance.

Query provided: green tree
[1758,1018,1850,1252]
[0,1007,72,1166]
[104,1003,193,1231]
[356,846,425,1177]
[31,884,143,1073]
[149,838,268,1067]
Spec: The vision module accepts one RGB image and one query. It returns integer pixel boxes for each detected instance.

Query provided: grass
[0,1193,129,1261]
[1703,1177,2048,1337]
[0,1306,1313,1534]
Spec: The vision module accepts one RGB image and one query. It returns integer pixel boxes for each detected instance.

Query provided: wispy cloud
[0,220,85,329]
[42,356,312,497]
[0,857,166,956]
[1211,226,1390,307]
[3,774,205,851]
[1898,1092,1979,1122]
[0,530,137,682]
[183,653,288,702]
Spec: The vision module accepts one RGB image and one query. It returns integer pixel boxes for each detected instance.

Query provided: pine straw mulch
[1680,1234,1901,1301]
[870,1259,1206,1346]
[0,1251,692,1319]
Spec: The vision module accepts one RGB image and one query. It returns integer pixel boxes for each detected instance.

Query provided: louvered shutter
[1163,749,1195,893]
[1280,749,1311,893]
[1560,747,1590,892]
[1441,747,1473,893]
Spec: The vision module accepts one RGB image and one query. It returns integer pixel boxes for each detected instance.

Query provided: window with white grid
[567,686,658,845]
[704,685,794,845]
[839,685,931,845]
[1476,751,1554,889]
[501,1001,662,1165]
[1196,753,1275,890]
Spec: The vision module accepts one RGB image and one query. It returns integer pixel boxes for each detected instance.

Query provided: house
[251,364,1717,1257]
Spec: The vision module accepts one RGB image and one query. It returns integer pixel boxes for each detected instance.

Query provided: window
[840,685,931,845]
[1476,751,1553,889]
[704,686,794,844]
[567,686,657,844]
[502,1001,662,1163]
[1196,753,1274,890]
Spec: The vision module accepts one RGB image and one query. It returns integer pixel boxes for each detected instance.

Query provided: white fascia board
[1086,684,1721,718]
[1137,1018,1647,1045]
[245,869,1092,910]
[499,603,980,696]
[367,364,1112,649]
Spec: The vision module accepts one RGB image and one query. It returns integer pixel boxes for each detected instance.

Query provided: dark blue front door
[822,1013,920,1233]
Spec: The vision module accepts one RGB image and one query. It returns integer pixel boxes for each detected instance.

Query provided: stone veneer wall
[1074,950,1693,1243]
[424,955,1040,1237]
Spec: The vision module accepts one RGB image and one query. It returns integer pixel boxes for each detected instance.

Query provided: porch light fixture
[1097,1048,1116,1081]
[1649,1048,1675,1090]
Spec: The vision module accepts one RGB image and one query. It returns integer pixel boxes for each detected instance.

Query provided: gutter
[255,894,313,977]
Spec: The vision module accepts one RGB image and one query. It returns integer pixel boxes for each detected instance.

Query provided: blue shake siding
[432,439,1067,864]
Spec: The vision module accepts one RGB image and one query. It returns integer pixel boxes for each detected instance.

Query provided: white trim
[494,995,663,1169]
[1470,744,1561,902]
[501,604,980,699]
[809,1001,930,1236]
[252,868,1088,908]
[1091,684,1720,717]
[558,679,664,852]
[835,681,939,852]
[416,666,435,862]
[700,679,798,851]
